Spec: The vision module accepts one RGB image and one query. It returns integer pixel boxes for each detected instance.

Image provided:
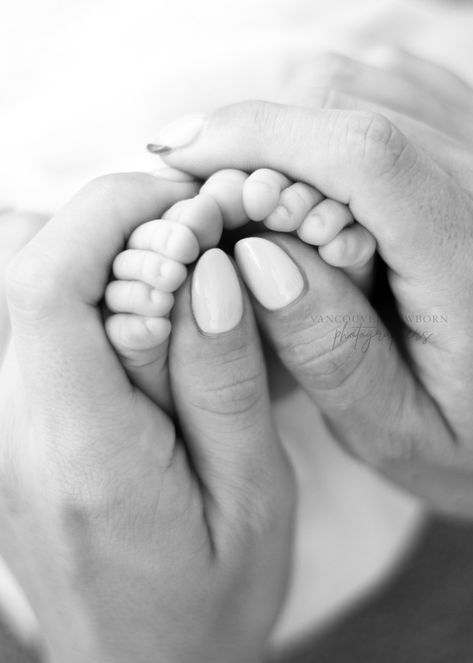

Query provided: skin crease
[0,53,472,663]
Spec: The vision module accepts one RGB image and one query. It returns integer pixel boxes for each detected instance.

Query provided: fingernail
[234,238,304,310]
[147,114,206,154]
[192,249,243,333]
[151,166,196,182]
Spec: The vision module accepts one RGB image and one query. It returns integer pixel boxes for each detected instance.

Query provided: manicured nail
[192,249,243,333]
[151,166,196,182]
[234,238,304,310]
[147,114,206,154]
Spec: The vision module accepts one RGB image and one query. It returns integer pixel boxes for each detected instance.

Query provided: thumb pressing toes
[234,234,453,498]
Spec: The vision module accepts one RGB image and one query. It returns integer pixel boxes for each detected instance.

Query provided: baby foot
[242,168,377,291]
[105,166,376,409]
[104,193,222,411]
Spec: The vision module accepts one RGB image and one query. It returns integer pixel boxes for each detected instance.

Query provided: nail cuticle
[147,144,172,154]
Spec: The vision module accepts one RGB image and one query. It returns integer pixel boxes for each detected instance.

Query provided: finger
[6,174,197,424]
[128,219,200,264]
[305,87,473,186]
[265,181,323,232]
[163,193,223,251]
[113,250,187,292]
[234,234,454,498]
[297,199,354,246]
[152,101,472,299]
[242,169,291,221]
[105,313,172,412]
[170,249,294,546]
[199,169,249,229]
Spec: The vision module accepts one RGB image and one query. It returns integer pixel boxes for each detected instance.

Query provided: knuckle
[233,100,280,140]
[199,369,266,418]
[348,112,408,176]
[275,316,366,394]
[182,338,268,418]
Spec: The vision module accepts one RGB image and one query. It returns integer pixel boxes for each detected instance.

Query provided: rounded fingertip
[192,249,243,334]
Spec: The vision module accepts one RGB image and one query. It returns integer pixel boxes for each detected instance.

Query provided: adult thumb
[233,234,455,504]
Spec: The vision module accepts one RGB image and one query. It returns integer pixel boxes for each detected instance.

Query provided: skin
[0,175,295,663]
[0,51,473,661]
[158,54,473,513]
[104,169,375,408]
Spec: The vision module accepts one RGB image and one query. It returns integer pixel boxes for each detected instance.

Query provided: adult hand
[0,173,294,663]
[153,65,473,513]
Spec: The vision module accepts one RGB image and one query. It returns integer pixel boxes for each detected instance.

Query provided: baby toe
[265,182,323,231]
[113,249,187,292]
[128,219,199,264]
[297,199,354,245]
[106,313,171,361]
[105,280,174,317]
[200,169,248,229]
[164,193,223,251]
[318,224,376,268]
[243,169,291,222]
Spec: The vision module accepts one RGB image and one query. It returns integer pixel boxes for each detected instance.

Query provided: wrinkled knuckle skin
[198,369,266,418]
[275,319,365,395]
[348,112,408,177]
[231,100,280,139]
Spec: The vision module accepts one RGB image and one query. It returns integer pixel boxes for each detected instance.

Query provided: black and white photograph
[1,0,473,661]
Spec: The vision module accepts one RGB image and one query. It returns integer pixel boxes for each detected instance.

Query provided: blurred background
[1,0,473,213]
[1,1,473,661]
